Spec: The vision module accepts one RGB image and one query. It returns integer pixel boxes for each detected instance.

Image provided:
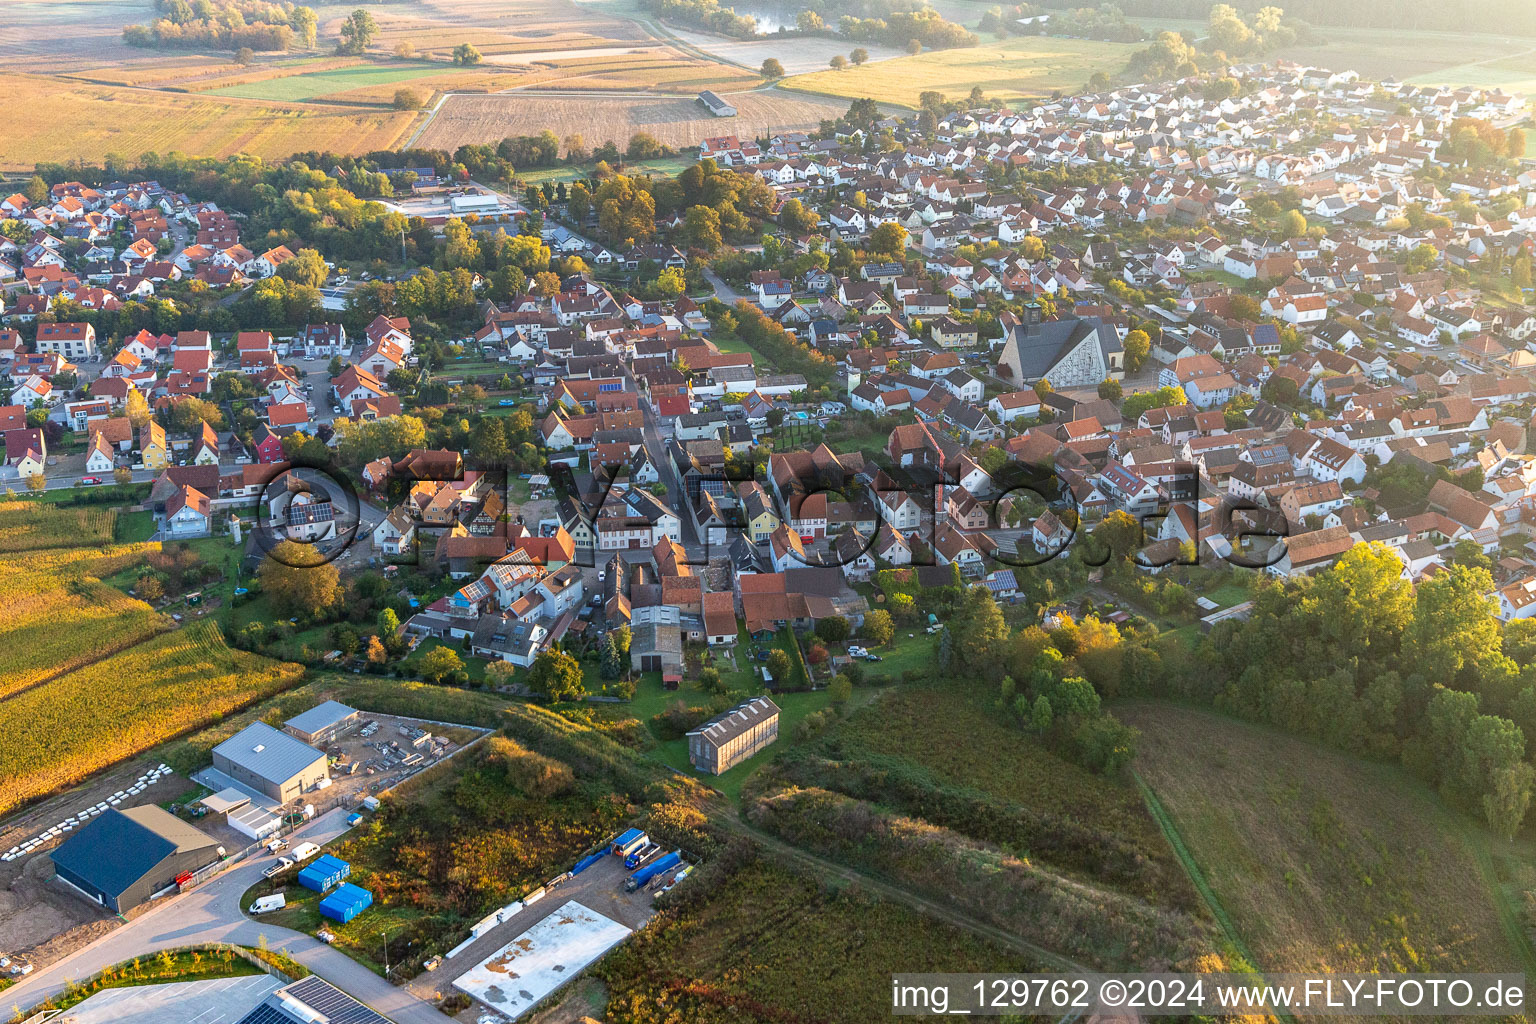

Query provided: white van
[250,894,286,915]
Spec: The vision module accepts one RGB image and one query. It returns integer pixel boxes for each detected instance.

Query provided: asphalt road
[4,809,454,1024]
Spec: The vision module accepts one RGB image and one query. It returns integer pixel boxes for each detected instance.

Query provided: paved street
[4,809,454,1024]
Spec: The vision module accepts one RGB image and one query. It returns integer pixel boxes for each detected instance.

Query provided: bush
[483,736,575,798]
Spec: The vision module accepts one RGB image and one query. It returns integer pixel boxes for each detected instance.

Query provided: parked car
[263,857,294,878]
[80,476,102,485]
[864,654,882,662]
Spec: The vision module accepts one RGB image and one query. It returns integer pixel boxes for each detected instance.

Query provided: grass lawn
[780,35,1138,107]
[1202,580,1251,608]
[242,876,423,977]
[208,62,477,102]
[517,154,694,186]
[1124,702,1536,976]
[397,637,488,683]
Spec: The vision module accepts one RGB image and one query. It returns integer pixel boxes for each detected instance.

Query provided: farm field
[0,568,170,700]
[1124,702,1534,977]
[0,620,303,817]
[780,35,1138,107]
[0,501,117,553]
[415,87,851,155]
[1271,28,1536,88]
[206,61,505,102]
[595,851,1039,1021]
[0,74,416,170]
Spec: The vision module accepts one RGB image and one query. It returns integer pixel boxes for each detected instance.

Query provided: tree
[338,9,376,54]
[393,40,415,59]
[24,175,47,205]
[485,660,516,688]
[234,46,253,65]
[869,221,907,258]
[125,389,152,428]
[760,58,785,79]
[1098,379,1122,401]
[258,541,341,618]
[277,248,328,289]
[1278,208,1307,238]
[829,674,852,705]
[829,54,848,70]
[452,42,482,65]
[527,649,585,701]
[113,466,133,486]
[366,635,388,665]
[418,645,464,684]
[136,575,164,602]
[25,472,45,492]
[906,38,922,54]
[393,88,422,110]
[1122,329,1150,371]
[863,608,894,646]
[815,615,851,643]
[849,47,869,65]
[797,9,823,31]
[766,648,792,683]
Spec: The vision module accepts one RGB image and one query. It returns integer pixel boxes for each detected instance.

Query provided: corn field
[0,501,117,553]
[0,621,304,816]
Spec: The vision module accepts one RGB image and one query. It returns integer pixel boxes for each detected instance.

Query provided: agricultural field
[595,851,1040,1022]
[1271,27,1536,89]
[0,501,117,553]
[415,87,851,154]
[0,566,171,700]
[781,35,1139,107]
[1125,703,1534,977]
[0,620,303,816]
[205,61,510,102]
[0,74,416,171]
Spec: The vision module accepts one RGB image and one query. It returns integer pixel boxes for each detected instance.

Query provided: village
[2,45,1536,1024]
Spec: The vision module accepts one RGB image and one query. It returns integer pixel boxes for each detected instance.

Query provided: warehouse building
[687,696,780,774]
[235,975,391,1024]
[212,721,329,803]
[284,700,360,747]
[50,805,223,914]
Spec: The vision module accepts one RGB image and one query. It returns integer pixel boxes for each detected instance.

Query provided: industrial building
[686,696,780,774]
[50,805,223,914]
[284,700,360,746]
[212,721,329,803]
[235,975,391,1024]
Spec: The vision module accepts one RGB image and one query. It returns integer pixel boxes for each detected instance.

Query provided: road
[703,266,744,304]
[3,809,454,1024]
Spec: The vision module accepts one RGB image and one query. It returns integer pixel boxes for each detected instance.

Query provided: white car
[848,646,868,658]
[263,856,295,878]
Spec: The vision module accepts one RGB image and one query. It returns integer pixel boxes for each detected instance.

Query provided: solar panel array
[234,975,393,1024]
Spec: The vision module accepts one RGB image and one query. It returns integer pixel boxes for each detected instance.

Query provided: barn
[698,91,737,117]
[50,805,223,913]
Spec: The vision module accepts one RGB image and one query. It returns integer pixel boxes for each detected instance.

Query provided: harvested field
[0,75,416,170]
[782,34,1136,106]
[656,23,906,75]
[416,87,852,153]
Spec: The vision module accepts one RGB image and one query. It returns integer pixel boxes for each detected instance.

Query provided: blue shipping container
[298,854,351,893]
[319,883,373,923]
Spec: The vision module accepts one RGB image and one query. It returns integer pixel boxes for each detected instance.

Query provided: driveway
[4,809,453,1024]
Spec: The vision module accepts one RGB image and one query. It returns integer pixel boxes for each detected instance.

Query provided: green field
[780,35,1138,107]
[208,63,474,102]
[1124,702,1536,978]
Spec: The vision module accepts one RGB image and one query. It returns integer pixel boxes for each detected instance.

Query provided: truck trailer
[625,850,682,892]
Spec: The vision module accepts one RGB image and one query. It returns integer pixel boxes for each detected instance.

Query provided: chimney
[1022,300,1043,326]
